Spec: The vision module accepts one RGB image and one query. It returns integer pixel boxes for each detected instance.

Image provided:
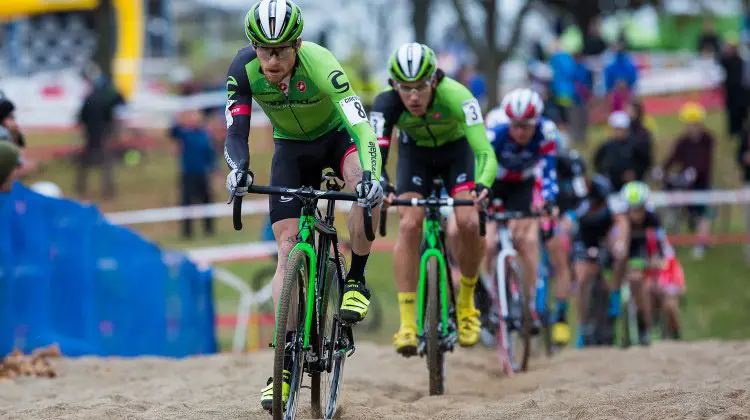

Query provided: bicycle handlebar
[229,165,375,241]
[381,197,486,237]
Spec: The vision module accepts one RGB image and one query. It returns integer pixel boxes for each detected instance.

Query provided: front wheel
[425,257,446,396]
[311,253,347,419]
[505,259,532,373]
[272,249,308,420]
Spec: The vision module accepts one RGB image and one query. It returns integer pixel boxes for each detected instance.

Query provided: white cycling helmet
[485,107,509,130]
[501,88,544,123]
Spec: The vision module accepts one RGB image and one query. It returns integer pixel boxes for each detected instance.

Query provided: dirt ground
[1,340,749,419]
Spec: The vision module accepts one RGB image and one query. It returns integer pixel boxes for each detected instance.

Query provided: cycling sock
[347,252,369,283]
[607,289,621,318]
[555,299,568,323]
[458,276,478,308]
[398,292,417,329]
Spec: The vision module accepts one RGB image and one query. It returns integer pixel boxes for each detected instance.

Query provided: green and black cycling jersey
[223,41,381,178]
[368,72,497,188]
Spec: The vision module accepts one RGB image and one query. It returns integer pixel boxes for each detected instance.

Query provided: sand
[1,340,749,419]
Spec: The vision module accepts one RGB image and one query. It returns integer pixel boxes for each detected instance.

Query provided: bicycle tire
[426,256,445,396]
[508,260,532,372]
[584,270,608,347]
[311,253,347,419]
[272,249,308,420]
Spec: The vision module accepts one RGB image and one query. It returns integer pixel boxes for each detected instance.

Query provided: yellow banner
[113,0,143,99]
[0,0,98,18]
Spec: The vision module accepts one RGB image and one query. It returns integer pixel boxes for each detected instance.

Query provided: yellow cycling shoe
[340,279,370,324]
[552,322,571,346]
[392,326,418,357]
[457,307,482,347]
[260,370,291,412]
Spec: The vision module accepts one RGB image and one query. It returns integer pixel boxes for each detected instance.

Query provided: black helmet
[558,149,587,179]
[588,174,612,203]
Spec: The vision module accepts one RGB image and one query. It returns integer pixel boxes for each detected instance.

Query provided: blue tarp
[0,183,216,357]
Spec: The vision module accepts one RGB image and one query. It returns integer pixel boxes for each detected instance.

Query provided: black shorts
[269,128,356,223]
[627,240,649,261]
[491,178,535,213]
[396,138,475,197]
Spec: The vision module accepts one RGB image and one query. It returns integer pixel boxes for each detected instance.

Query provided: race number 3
[340,96,368,126]
[462,98,483,126]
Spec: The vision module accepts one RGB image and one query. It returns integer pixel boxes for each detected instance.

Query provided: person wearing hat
[719,33,747,138]
[0,141,22,192]
[654,102,715,260]
[0,93,25,148]
[594,110,648,191]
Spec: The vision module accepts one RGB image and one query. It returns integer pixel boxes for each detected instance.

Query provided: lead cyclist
[222,0,383,411]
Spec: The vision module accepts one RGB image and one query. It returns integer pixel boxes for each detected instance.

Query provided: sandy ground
[0,340,749,419]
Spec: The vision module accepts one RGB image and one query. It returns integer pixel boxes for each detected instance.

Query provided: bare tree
[450,0,536,109]
[412,0,435,43]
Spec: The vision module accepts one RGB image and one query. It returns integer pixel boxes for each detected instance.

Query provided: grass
[18,109,750,349]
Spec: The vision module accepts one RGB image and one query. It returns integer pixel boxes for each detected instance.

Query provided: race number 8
[462,98,484,126]
[340,96,369,126]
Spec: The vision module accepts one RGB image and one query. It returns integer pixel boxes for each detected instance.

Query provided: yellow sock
[458,276,478,307]
[398,292,417,329]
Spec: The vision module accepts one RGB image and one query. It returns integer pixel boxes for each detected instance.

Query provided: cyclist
[484,88,559,326]
[564,174,629,347]
[620,181,668,345]
[222,0,383,411]
[545,148,588,346]
[371,42,497,355]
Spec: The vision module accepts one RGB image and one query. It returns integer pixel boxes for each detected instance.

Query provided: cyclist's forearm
[465,125,498,186]
[224,115,250,169]
[350,125,382,179]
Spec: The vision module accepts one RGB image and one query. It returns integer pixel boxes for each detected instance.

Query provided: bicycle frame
[492,221,516,372]
[415,207,452,341]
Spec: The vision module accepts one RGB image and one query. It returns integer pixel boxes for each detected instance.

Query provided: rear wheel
[311,254,347,419]
[426,257,445,395]
[272,249,308,420]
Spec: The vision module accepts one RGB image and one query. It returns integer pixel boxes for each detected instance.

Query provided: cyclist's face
[509,121,535,144]
[628,207,646,223]
[395,78,434,116]
[255,41,300,84]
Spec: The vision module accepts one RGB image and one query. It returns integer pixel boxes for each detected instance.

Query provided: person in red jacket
[653,102,715,260]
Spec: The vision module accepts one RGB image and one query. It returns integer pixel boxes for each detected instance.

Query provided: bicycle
[482,206,536,376]
[379,177,485,396]
[533,240,556,357]
[578,244,616,347]
[230,164,375,420]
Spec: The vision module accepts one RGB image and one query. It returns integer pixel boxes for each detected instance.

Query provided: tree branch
[450,0,488,56]
[497,0,536,59]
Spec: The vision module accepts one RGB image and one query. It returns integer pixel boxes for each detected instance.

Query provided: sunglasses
[253,42,297,59]
[394,78,433,94]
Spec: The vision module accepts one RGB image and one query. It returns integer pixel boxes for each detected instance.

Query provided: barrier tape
[105,188,750,226]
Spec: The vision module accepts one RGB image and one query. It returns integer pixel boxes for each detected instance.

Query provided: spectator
[604,38,638,97]
[610,79,632,113]
[626,99,654,179]
[0,93,25,148]
[0,141,21,193]
[170,108,217,239]
[594,111,647,191]
[582,16,607,57]
[75,63,126,200]
[697,18,722,59]
[736,122,750,261]
[719,36,747,138]
[657,102,715,260]
[569,50,593,144]
[548,40,577,133]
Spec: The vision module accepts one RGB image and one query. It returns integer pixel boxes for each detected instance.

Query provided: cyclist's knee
[454,207,478,234]
[398,208,423,241]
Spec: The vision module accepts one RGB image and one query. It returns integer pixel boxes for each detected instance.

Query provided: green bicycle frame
[271,209,322,349]
[415,217,451,337]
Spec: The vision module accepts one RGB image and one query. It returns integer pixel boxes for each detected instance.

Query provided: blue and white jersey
[488,118,560,202]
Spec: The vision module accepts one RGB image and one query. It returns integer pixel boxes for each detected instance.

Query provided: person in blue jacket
[604,38,638,94]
